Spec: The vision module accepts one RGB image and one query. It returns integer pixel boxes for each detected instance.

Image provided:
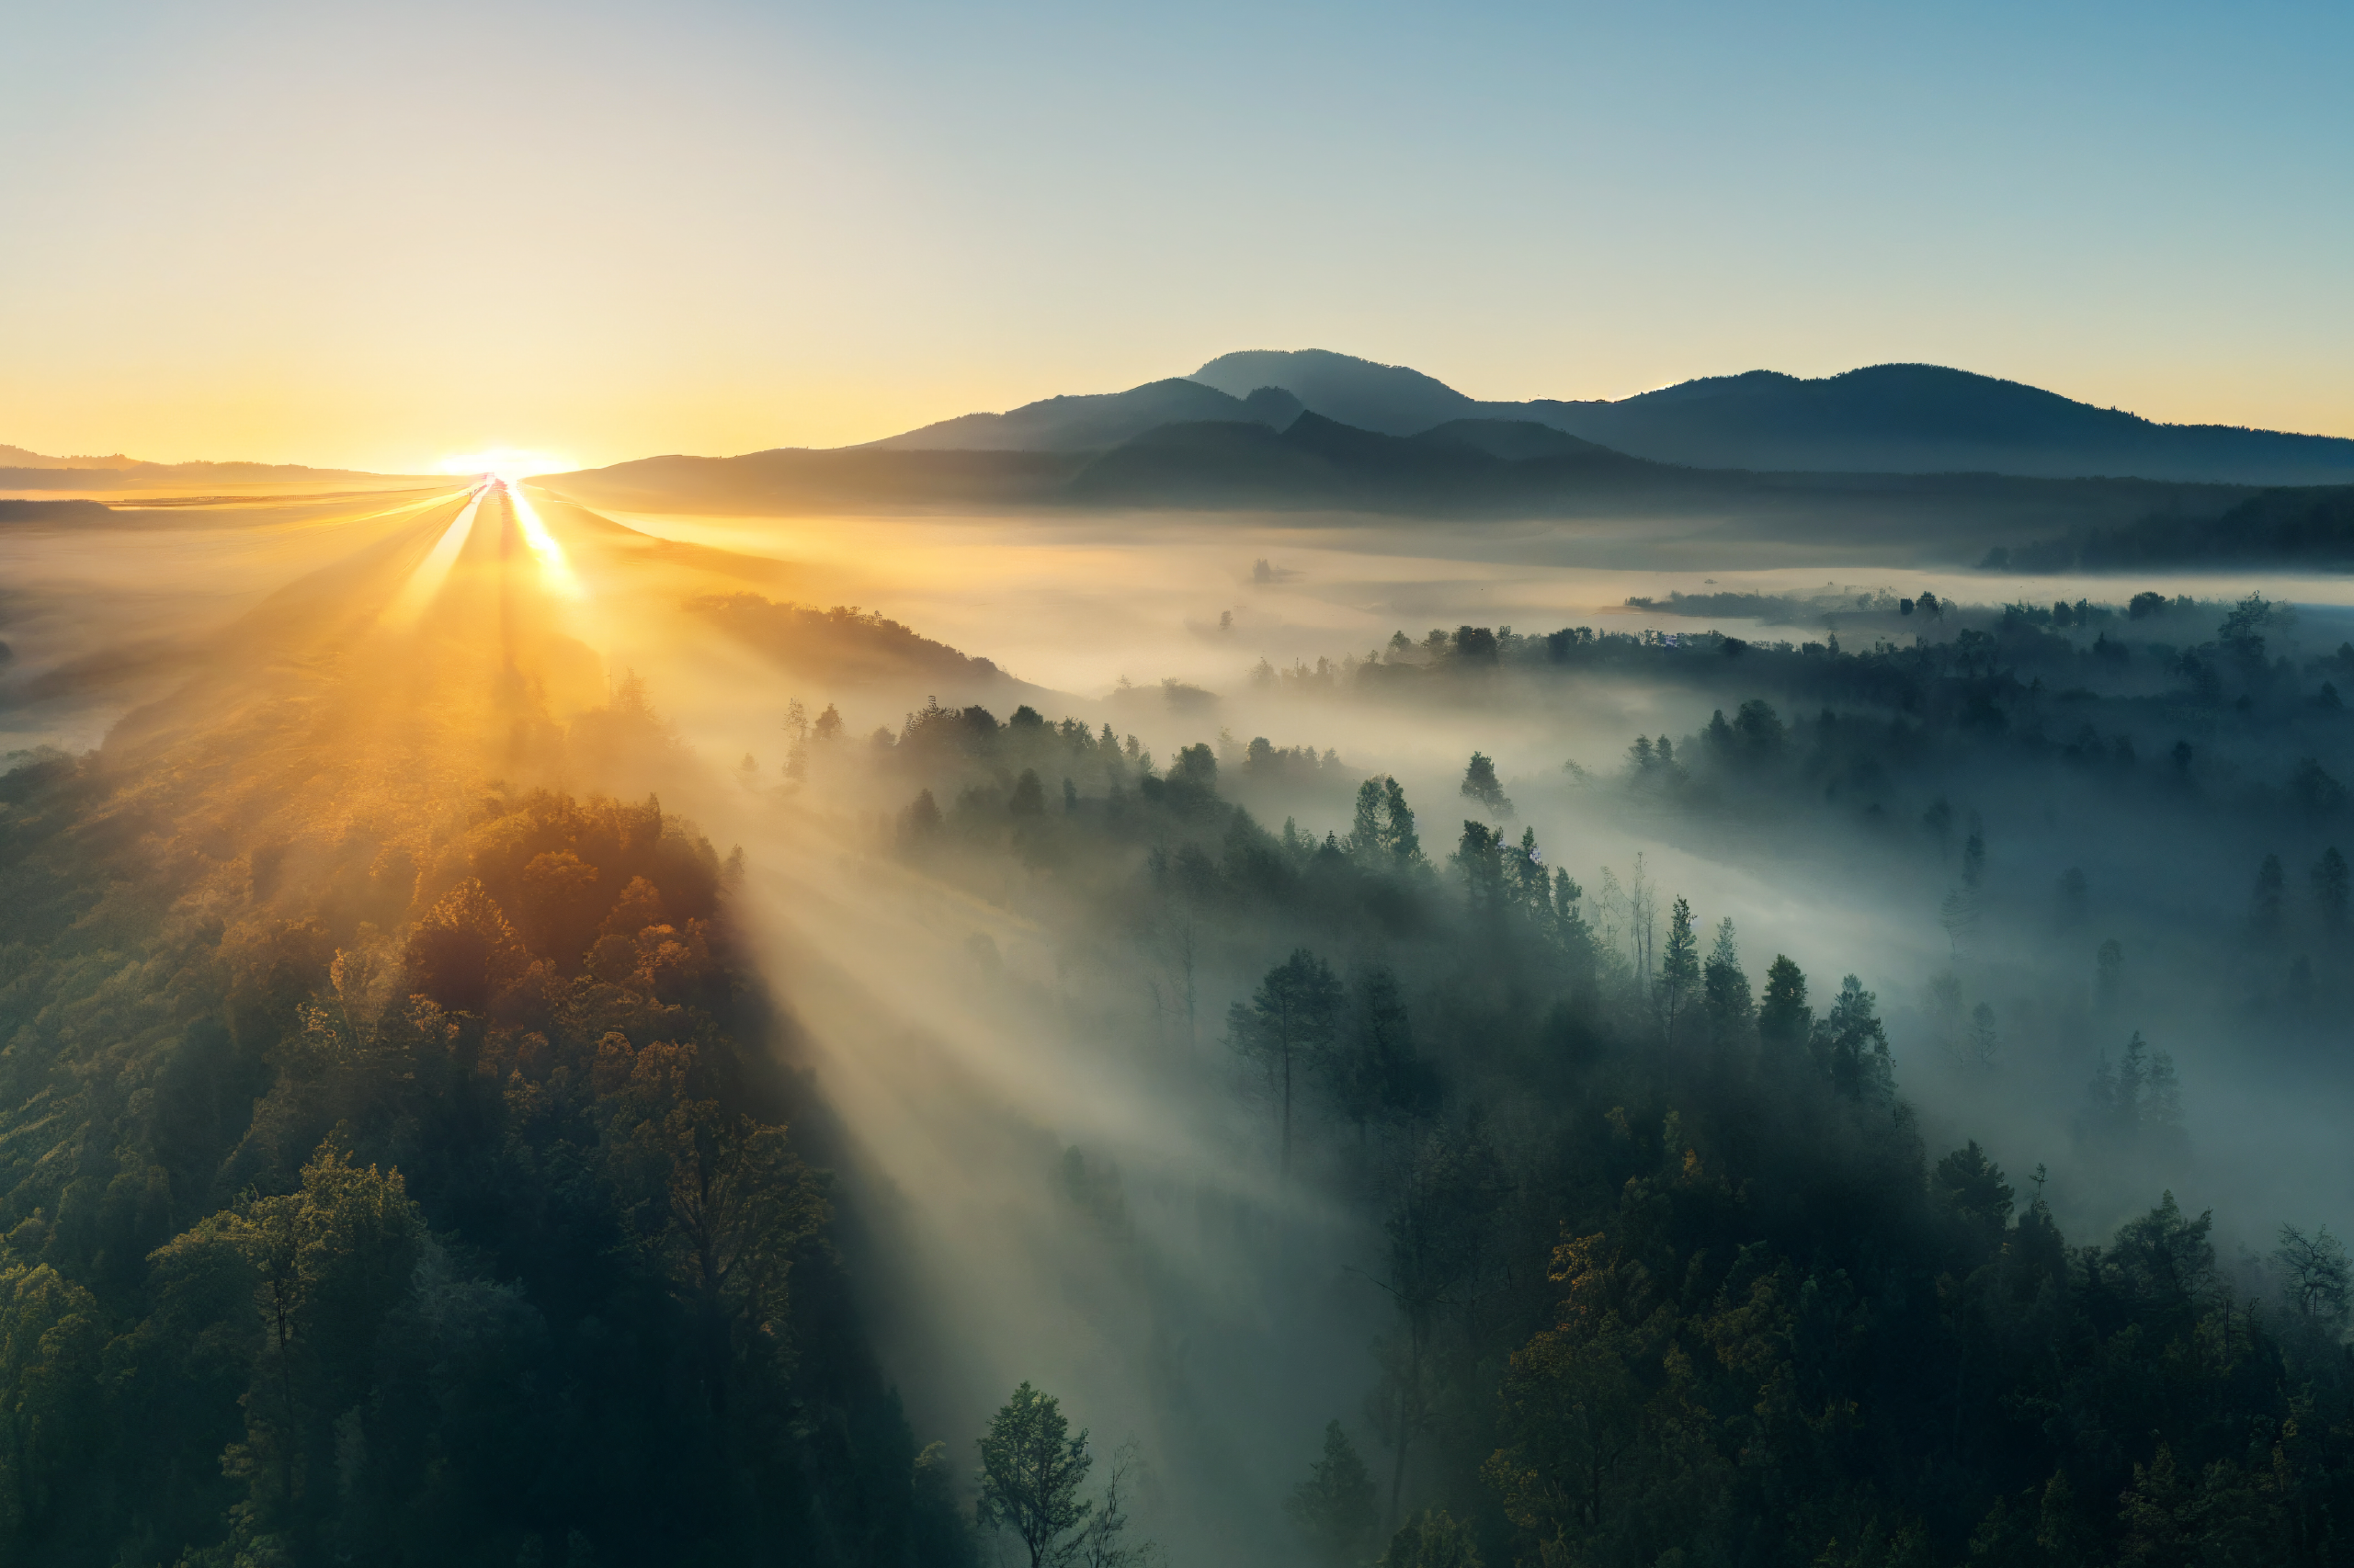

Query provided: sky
[3,0,2349,472]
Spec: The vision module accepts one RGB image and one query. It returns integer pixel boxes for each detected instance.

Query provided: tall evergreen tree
[1229,950,1344,1181]
[1657,897,1699,1042]
[1701,917,1751,1047]
[1460,752,1513,817]
[1382,777,1421,866]
[1757,955,1812,1062]
[1286,1421,1379,1568]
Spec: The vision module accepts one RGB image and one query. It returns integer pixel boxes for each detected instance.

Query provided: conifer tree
[1229,950,1344,1180]
[1701,917,1751,1046]
[1658,896,1699,1041]
[1286,1421,1378,1568]
[1459,752,1512,817]
[1758,955,1811,1062]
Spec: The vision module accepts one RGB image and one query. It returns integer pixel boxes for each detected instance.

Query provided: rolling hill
[1189,350,2354,486]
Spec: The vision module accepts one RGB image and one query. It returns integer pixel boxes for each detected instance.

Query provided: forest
[6,558,2354,1565]
[822,653,2354,1566]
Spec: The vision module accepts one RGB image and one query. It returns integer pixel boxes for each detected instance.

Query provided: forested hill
[1990,483,2354,571]
[839,685,2354,1566]
[1188,349,2354,486]
[549,416,2261,549]
[0,712,969,1564]
[686,592,1057,710]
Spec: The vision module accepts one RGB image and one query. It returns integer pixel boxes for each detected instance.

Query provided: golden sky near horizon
[3,2,2348,473]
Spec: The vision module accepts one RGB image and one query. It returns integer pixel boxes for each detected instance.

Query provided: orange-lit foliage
[0,755,965,1565]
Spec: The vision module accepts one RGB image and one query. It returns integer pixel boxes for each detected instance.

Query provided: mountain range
[0,444,438,491]
[864,348,2354,487]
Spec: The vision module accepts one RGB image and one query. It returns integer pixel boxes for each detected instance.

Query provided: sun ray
[379,485,487,629]
[506,482,583,601]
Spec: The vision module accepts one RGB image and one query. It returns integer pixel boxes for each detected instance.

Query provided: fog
[8,481,2353,1562]
[561,499,2354,1556]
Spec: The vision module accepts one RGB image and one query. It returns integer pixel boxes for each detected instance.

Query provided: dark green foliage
[1230,949,1345,1179]
[975,1381,1093,1568]
[1757,955,1811,1062]
[1459,752,1512,816]
[1700,918,1751,1049]
[1657,897,1699,1043]
[1380,1507,1484,1567]
[883,716,2354,1568]
[0,764,968,1568]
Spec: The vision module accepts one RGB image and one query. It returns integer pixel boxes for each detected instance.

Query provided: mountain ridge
[853,347,2354,487]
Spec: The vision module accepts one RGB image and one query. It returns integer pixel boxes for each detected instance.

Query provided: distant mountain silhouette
[862,377,1300,452]
[555,414,2258,567]
[0,455,443,490]
[1064,413,1657,508]
[1188,349,2354,487]
[1192,349,1478,436]
[0,444,139,471]
[546,449,1090,513]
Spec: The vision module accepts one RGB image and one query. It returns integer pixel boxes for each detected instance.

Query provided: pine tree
[1009,769,1047,817]
[1350,778,1384,858]
[1454,822,1504,914]
[1459,753,1513,817]
[1658,896,1699,1042]
[1758,956,1811,1062]
[1701,917,1751,1046]
[1812,975,1893,1100]
[1229,950,1344,1181]
[1286,1421,1378,1568]
[1382,778,1421,866]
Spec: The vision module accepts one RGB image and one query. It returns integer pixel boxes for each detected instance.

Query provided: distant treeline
[1989,484,2354,571]
[0,498,112,524]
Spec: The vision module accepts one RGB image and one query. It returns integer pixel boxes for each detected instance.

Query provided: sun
[433,447,575,482]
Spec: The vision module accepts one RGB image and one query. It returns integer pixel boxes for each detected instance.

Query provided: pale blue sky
[3,0,2348,467]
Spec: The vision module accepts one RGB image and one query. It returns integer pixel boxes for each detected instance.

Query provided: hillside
[1190,350,2354,486]
[0,446,443,491]
[859,377,1302,451]
[552,412,2260,565]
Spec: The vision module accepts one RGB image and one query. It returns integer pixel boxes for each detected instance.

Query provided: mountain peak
[1189,349,1478,436]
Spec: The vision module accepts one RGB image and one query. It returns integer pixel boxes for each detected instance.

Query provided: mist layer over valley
[9,363,2354,1567]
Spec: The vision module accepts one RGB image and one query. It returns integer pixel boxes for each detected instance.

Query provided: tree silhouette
[976,1382,1093,1568]
[1229,950,1343,1181]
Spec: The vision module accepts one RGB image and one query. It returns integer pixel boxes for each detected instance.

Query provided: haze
[6,0,2353,470]
[10,5,2354,1564]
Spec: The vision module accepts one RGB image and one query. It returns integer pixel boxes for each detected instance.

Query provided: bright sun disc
[434,447,574,481]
